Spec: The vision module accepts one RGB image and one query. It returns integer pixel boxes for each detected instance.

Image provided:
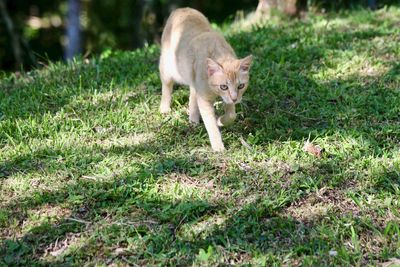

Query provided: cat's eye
[238,83,245,90]
[220,85,228,91]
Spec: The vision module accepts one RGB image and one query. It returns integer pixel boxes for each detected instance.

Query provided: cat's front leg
[197,96,225,151]
[217,103,236,127]
[189,86,200,124]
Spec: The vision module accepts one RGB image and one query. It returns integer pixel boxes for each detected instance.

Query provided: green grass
[1,7,400,266]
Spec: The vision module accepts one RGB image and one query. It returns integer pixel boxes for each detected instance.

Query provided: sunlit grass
[1,7,400,266]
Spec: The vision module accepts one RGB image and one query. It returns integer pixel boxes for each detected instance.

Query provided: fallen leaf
[114,248,128,255]
[303,140,323,157]
[50,247,66,257]
[205,180,214,189]
[238,162,252,172]
[329,250,338,256]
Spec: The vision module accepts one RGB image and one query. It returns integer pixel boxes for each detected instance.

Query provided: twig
[66,217,91,224]
[173,215,187,237]
[81,175,102,180]
[280,109,320,121]
[121,256,140,267]
[114,220,159,227]
[239,136,253,150]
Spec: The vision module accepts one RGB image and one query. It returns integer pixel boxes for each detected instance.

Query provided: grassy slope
[1,7,400,266]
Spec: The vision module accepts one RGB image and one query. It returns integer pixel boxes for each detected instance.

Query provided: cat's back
[161,8,211,47]
[167,7,210,28]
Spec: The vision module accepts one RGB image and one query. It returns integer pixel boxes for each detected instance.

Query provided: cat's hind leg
[159,58,174,114]
[189,86,200,124]
[160,78,174,113]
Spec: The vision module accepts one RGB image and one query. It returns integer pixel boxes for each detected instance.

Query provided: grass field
[1,7,400,266]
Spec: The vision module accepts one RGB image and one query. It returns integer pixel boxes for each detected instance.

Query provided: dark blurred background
[0,0,396,71]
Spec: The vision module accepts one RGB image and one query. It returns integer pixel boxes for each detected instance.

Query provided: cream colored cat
[159,8,253,151]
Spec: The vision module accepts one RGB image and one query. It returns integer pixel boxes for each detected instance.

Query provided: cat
[159,8,253,151]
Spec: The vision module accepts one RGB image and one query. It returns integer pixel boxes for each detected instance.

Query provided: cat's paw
[159,105,171,114]
[212,143,225,152]
[217,117,224,127]
[189,115,200,124]
[217,113,236,127]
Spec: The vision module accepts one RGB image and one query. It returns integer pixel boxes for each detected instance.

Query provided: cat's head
[206,55,253,104]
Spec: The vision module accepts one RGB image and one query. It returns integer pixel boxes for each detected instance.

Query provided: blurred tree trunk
[368,0,377,9]
[0,0,22,68]
[280,0,298,16]
[132,0,144,49]
[257,0,307,17]
[257,0,297,16]
[65,0,81,60]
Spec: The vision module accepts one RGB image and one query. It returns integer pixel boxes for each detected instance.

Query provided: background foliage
[0,0,398,71]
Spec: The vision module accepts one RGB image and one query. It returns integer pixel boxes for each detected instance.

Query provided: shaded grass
[1,7,400,266]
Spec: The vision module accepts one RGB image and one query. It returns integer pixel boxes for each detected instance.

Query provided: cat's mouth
[221,96,240,104]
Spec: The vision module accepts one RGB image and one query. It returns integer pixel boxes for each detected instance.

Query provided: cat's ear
[207,58,223,77]
[239,55,253,73]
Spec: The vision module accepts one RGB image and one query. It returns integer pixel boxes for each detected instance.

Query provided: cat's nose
[229,91,238,102]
